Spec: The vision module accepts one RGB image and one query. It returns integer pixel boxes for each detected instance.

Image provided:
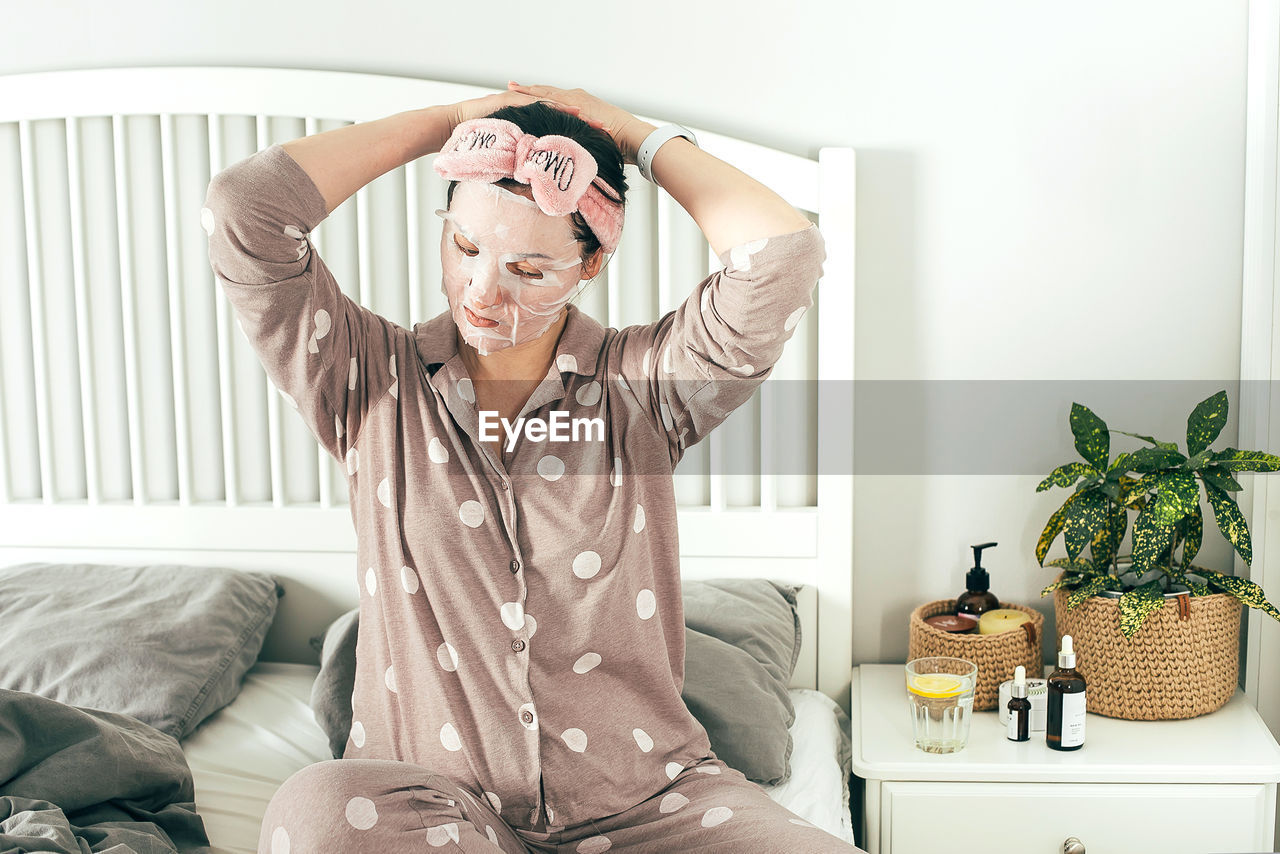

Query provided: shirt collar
[413,303,606,378]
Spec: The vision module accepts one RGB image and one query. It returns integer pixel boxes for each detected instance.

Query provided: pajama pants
[258,755,865,853]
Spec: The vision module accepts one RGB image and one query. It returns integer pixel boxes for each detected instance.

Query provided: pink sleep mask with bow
[433,117,624,253]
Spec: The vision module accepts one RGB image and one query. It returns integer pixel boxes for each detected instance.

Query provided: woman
[203,82,854,853]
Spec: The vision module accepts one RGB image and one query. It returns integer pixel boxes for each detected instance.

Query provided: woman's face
[438,181,585,355]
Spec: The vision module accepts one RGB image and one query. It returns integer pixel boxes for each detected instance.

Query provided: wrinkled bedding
[0,688,212,854]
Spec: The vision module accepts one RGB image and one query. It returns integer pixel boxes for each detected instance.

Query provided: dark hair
[445,101,628,262]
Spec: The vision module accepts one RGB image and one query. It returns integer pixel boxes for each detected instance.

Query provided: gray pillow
[0,561,283,740]
[308,578,802,784]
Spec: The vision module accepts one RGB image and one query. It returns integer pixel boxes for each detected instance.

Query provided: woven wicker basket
[1052,586,1243,720]
[908,599,1044,710]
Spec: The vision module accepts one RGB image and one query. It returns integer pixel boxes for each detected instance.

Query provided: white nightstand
[851,664,1280,854]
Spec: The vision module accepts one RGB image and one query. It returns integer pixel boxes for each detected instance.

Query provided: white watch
[637,124,698,186]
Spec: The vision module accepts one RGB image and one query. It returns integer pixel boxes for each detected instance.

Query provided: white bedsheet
[183,661,854,852]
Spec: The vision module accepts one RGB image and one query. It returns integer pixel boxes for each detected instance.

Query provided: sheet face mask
[437,181,587,356]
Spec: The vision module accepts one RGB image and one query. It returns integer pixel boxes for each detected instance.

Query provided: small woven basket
[907,599,1044,710]
[1053,586,1242,720]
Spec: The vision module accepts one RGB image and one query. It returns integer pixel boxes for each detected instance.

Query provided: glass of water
[905,657,977,754]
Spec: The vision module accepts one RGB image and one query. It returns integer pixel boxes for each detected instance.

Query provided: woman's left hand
[506,82,655,165]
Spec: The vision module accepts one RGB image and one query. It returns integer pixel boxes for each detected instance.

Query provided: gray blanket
[0,689,212,854]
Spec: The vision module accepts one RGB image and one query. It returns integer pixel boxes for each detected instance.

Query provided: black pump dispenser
[956,541,1000,624]
[967,542,997,592]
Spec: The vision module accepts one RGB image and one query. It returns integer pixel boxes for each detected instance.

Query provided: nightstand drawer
[881,781,1270,853]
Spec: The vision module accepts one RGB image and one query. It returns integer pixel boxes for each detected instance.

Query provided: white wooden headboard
[0,67,856,715]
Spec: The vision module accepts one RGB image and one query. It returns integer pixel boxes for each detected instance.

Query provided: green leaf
[1129,446,1188,473]
[1169,564,1209,596]
[1067,574,1111,609]
[1186,390,1229,457]
[1063,490,1109,560]
[1131,508,1176,571]
[1070,403,1110,471]
[1200,465,1244,493]
[1112,429,1180,452]
[1036,461,1094,492]
[1041,574,1087,596]
[1036,492,1080,565]
[1090,502,1127,567]
[1106,451,1133,473]
[1199,569,1280,621]
[1045,557,1102,572]
[1147,471,1200,526]
[1204,481,1253,565]
[1211,448,1280,472]
[1180,498,1204,564]
[1119,580,1166,639]
[1183,449,1213,471]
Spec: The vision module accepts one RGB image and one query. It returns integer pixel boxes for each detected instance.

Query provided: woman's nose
[466,265,503,309]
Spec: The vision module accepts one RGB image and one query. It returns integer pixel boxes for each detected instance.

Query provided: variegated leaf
[1045,557,1099,572]
[1211,448,1280,473]
[1112,429,1179,451]
[1169,565,1209,596]
[1200,465,1243,493]
[1180,498,1203,563]
[1089,502,1127,566]
[1128,446,1187,473]
[1041,574,1087,596]
[1036,492,1080,565]
[1186,390,1229,457]
[1131,508,1176,571]
[1036,461,1093,492]
[1063,490,1109,560]
[1067,574,1111,609]
[1147,471,1199,526]
[1200,569,1280,621]
[1107,451,1133,473]
[1119,580,1166,639]
[1204,481,1253,564]
[1070,402,1110,471]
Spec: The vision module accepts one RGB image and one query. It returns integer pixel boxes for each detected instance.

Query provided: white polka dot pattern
[701,806,733,828]
[436,642,458,672]
[348,357,358,391]
[377,477,391,508]
[484,791,502,813]
[350,720,366,748]
[384,665,397,693]
[659,792,688,813]
[561,727,588,752]
[270,825,290,854]
[575,380,601,406]
[364,567,377,596]
[557,353,578,373]
[573,652,601,674]
[500,602,525,630]
[632,728,653,752]
[636,589,656,620]
[441,722,462,751]
[426,823,460,847]
[456,378,475,404]
[345,796,378,830]
[486,826,500,846]
[428,436,449,464]
[459,500,484,528]
[694,764,722,775]
[577,836,612,853]
[346,448,359,474]
[633,504,645,533]
[784,305,806,331]
[537,455,565,481]
[400,565,420,594]
[572,551,601,579]
[200,207,216,236]
[664,761,684,780]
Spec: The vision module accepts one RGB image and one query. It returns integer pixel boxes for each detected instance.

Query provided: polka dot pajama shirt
[203,144,859,852]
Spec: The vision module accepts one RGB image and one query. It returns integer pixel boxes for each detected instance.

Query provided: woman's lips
[464,306,499,328]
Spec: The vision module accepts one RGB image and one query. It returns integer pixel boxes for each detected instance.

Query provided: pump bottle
[955,542,1000,626]
[1047,634,1087,751]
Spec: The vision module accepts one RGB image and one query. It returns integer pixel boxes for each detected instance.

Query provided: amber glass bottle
[1046,634,1086,751]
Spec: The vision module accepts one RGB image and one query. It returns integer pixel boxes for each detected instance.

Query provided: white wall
[0,1,1254,660]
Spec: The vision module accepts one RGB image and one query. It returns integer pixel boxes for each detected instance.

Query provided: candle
[978,608,1031,635]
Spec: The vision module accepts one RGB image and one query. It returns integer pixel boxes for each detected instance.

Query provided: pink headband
[433,118,624,253]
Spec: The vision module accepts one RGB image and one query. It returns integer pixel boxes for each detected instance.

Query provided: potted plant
[1034,389,1280,720]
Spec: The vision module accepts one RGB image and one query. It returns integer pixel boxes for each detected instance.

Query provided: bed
[0,66,857,851]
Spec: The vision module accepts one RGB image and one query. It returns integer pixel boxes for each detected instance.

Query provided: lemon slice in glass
[908,673,965,698]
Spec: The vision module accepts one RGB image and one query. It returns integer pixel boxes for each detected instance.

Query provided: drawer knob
[1062,838,1085,854]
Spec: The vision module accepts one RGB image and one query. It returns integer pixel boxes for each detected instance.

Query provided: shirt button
[520,709,535,724]
[509,559,521,573]
[511,639,526,652]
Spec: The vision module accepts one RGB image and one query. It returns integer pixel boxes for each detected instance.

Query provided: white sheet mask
[437,181,587,355]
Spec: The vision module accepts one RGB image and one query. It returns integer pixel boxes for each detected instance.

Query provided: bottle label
[1060,691,1086,746]
[1006,710,1020,741]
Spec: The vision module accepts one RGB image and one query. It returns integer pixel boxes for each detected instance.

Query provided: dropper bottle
[1046,634,1087,751]
[1006,665,1031,742]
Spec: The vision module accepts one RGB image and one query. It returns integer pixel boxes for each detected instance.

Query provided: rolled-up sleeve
[202,143,403,466]
[615,222,827,463]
